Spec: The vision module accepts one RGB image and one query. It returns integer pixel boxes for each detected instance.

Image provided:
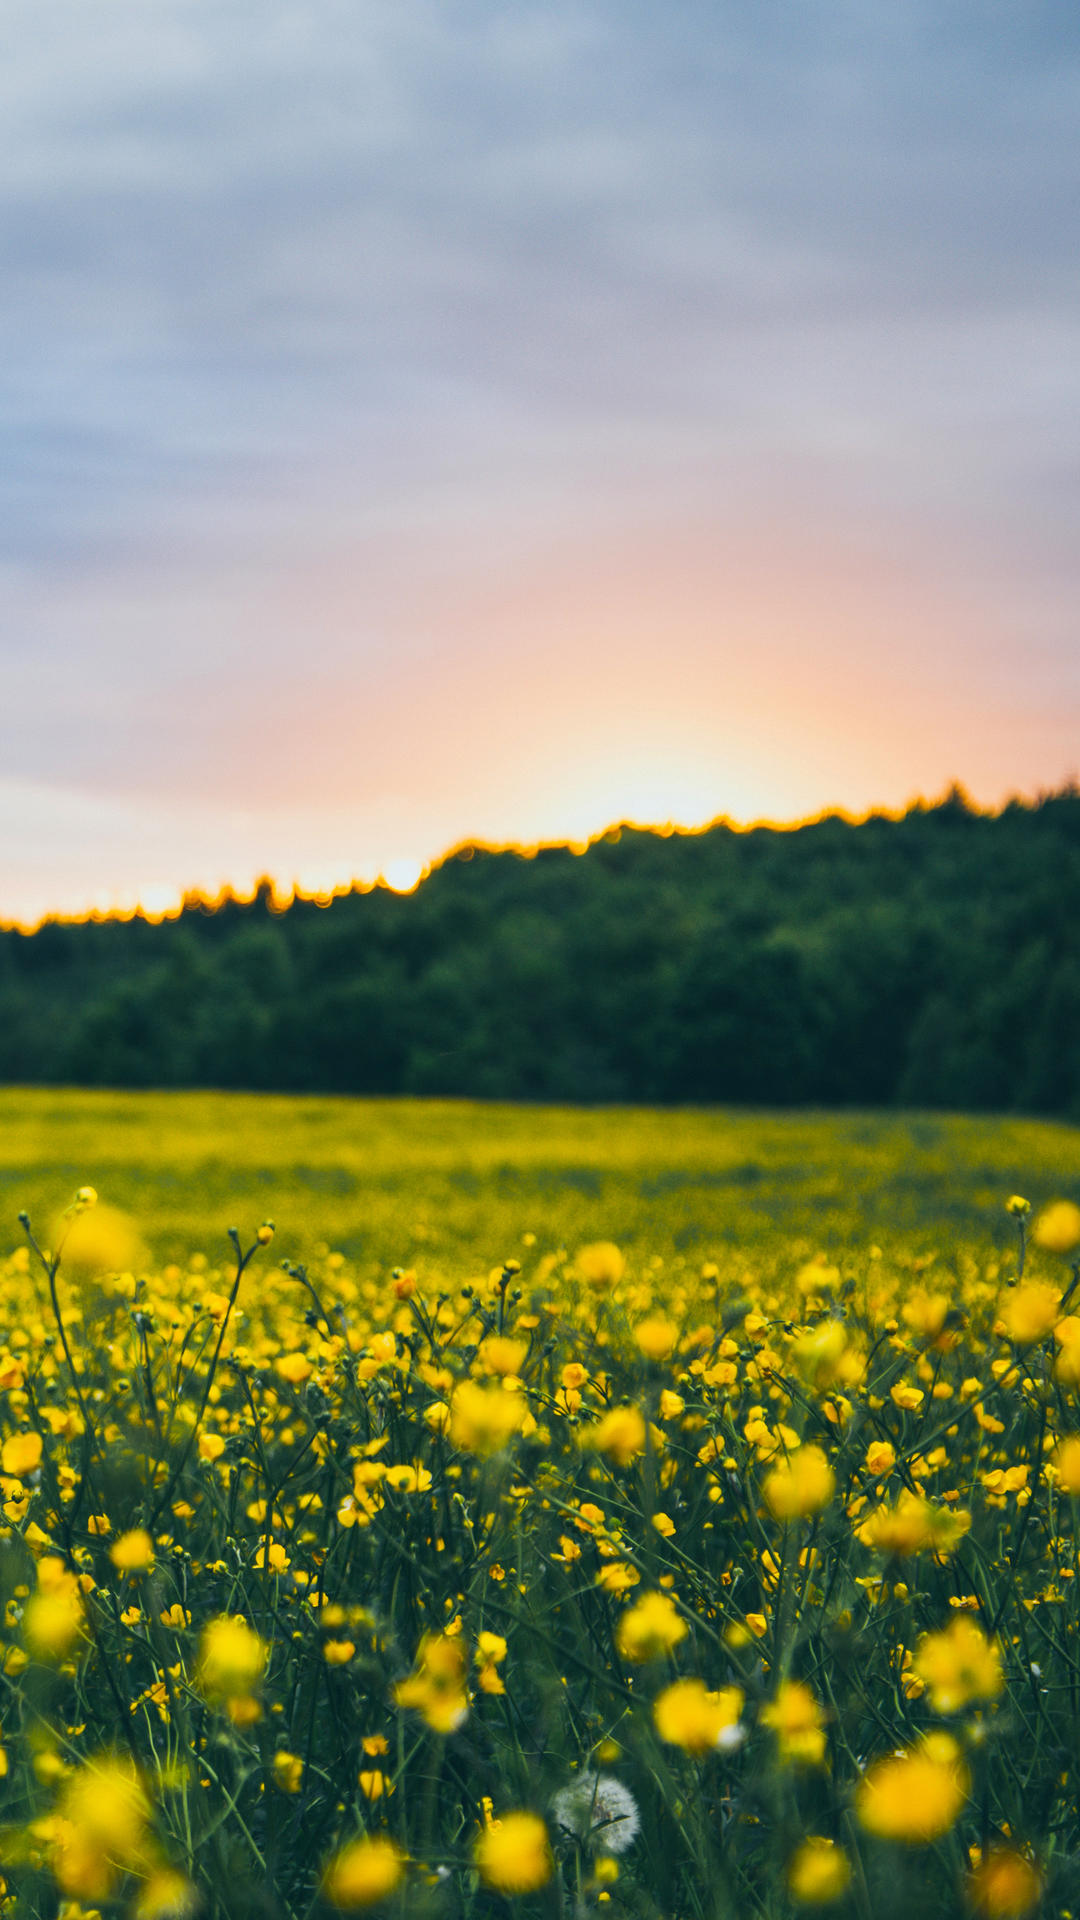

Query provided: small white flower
[715,1722,746,1752]
[550,1772,640,1855]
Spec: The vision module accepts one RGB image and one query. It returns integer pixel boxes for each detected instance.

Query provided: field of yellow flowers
[1,1093,1080,1920]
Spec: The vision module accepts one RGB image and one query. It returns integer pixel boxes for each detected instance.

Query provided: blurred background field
[1,1088,1077,1272]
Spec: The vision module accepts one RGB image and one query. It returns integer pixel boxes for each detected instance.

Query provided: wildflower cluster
[0,1187,1076,1918]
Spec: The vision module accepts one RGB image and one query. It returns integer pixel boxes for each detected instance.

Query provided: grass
[0,1089,1078,1269]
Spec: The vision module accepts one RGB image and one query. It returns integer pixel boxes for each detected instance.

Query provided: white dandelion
[716,1722,746,1753]
[550,1772,640,1854]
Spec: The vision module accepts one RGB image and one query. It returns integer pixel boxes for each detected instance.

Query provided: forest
[1,785,1078,1114]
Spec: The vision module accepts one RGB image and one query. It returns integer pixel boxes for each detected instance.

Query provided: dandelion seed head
[550,1773,640,1854]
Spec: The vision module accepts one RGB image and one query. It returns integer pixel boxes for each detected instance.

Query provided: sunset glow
[2,3,1078,924]
[0,783,1043,935]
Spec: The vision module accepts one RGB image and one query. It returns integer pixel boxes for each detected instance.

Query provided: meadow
[0,1092,1079,1919]
[3,1091,1079,1269]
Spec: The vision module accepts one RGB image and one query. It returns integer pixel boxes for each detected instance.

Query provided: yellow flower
[1005,1195,1030,1216]
[394,1633,469,1733]
[23,1556,85,1661]
[911,1616,1003,1715]
[1,1430,42,1478]
[858,1490,970,1557]
[653,1678,744,1755]
[856,1732,969,1843]
[449,1381,526,1456]
[134,1869,199,1918]
[596,1562,640,1595]
[999,1281,1060,1345]
[54,1754,152,1898]
[383,1465,432,1493]
[890,1382,925,1412]
[576,1242,625,1289]
[322,1835,406,1909]
[901,1290,951,1340]
[255,1541,291,1574]
[587,1405,647,1467]
[275,1352,312,1384]
[272,1752,304,1793]
[787,1837,852,1904]
[475,1630,508,1694]
[1032,1200,1080,1256]
[1054,1316,1080,1385]
[760,1681,826,1766]
[968,1849,1042,1918]
[56,1204,143,1283]
[0,1352,24,1390]
[796,1256,840,1297]
[1052,1434,1080,1493]
[634,1317,678,1361]
[109,1530,154,1574]
[615,1591,688,1663]
[324,1639,356,1665]
[474,1811,553,1894]
[763,1446,834,1521]
[478,1334,528,1377]
[790,1321,847,1383]
[865,1441,895,1477]
[196,1616,268,1706]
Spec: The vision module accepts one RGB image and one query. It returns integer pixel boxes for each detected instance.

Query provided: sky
[3,0,1079,922]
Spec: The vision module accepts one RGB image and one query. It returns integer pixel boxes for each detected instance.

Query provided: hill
[2,787,1079,1111]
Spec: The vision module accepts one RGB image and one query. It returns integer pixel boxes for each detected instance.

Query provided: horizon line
[2,777,1073,937]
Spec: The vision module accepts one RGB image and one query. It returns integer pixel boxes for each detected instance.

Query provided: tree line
[1,786,1078,1113]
